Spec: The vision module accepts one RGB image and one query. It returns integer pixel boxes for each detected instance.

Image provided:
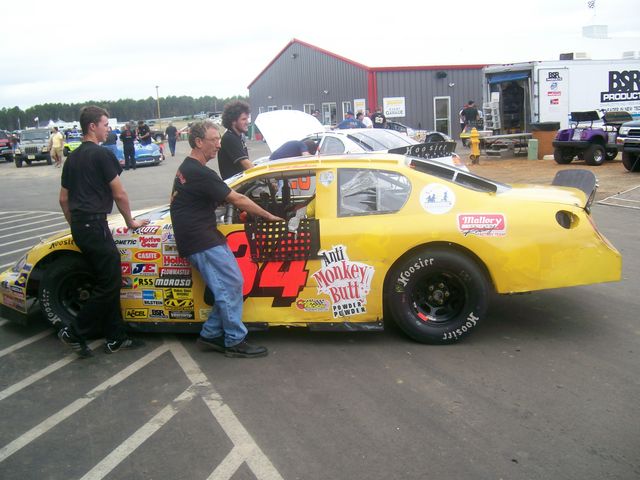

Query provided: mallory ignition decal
[312,245,374,318]
[457,214,507,237]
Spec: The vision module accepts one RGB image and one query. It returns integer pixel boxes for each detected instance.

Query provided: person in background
[120,123,136,170]
[371,107,386,129]
[48,126,65,168]
[58,105,148,358]
[269,139,318,160]
[165,122,178,157]
[218,101,252,179]
[336,111,364,129]
[311,109,322,123]
[462,101,479,129]
[104,126,118,145]
[362,109,373,128]
[170,120,282,357]
[137,120,151,145]
[459,103,468,135]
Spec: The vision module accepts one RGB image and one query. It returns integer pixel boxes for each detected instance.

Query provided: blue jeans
[188,244,247,347]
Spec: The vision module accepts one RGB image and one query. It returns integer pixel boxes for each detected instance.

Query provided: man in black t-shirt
[120,123,136,170]
[137,120,151,145]
[59,106,148,358]
[218,101,252,179]
[165,122,178,157]
[371,107,386,129]
[462,101,479,127]
[170,120,282,358]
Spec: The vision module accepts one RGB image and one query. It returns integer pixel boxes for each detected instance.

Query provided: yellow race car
[0,153,621,344]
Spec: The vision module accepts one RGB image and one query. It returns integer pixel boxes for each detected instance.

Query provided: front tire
[15,157,23,168]
[605,149,618,161]
[622,152,640,172]
[386,248,489,344]
[584,144,605,166]
[39,256,95,329]
[553,148,574,164]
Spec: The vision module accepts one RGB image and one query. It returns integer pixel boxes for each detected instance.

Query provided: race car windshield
[346,130,413,151]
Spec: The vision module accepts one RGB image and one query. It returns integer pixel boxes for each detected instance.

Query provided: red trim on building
[370,64,487,72]
[367,70,377,111]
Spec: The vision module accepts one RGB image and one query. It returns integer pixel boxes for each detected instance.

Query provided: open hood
[254,110,324,152]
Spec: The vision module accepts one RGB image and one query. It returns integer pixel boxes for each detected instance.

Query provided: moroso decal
[154,278,192,287]
[457,213,507,237]
[312,245,374,319]
[134,251,162,262]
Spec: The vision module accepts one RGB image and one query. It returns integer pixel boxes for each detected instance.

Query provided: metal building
[248,39,486,136]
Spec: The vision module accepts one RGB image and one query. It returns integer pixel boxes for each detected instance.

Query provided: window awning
[487,71,530,84]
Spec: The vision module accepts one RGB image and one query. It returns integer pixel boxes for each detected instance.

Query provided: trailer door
[537,68,570,128]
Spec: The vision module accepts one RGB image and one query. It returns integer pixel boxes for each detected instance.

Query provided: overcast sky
[2,0,638,110]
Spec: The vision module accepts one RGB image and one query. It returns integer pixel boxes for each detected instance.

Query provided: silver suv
[14,128,52,168]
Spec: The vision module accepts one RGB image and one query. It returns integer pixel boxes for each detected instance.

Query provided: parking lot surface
[1,141,639,479]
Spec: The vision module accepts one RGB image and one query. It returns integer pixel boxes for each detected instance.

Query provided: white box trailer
[482,59,640,132]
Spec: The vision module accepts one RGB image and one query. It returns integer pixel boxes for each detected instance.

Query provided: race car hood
[254,110,324,152]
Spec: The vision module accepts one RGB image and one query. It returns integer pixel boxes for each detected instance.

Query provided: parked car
[552,110,632,165]
[616,118,640,172]
[0,153,620,344]
[0,130,14,162]
[102,140,164,167]
[13,128,52,168]
[63,133,83,157]
[255,110,468,171]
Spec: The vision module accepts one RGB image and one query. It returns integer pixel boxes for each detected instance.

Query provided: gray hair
[188,120,219,148]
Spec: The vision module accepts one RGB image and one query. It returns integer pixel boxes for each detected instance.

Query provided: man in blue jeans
[169,120,282,357]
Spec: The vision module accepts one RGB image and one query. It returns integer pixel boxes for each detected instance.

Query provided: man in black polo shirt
[120,122,137,170]
[170,120,282,357]
[137,120,151,145]
[59,105,148,358]
[218,101,252,180]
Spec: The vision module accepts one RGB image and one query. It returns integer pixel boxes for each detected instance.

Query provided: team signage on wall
[383,97,406,118]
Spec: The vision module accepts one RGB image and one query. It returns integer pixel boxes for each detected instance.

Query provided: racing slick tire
[386,248,489,344]
[605,149,618,161]
[553,148,574,164]
[622,152,640,172]
[38,255,95,330]
[14,157,23,168]
[584,144,605,166]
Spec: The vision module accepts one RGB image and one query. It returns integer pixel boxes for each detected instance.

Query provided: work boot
[196,335,225,353]
[224,340,268,358]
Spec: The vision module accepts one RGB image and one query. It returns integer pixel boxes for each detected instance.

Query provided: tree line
[0,95,248,131]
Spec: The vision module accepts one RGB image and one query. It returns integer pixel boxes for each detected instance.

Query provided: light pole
[155,85,161,130]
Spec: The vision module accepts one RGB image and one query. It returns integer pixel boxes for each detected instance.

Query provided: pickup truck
[616,119,640,172]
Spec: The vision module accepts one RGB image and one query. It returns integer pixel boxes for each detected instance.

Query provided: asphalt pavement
[0,140,639,479]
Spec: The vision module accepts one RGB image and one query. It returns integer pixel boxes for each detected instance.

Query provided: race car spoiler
[389,141,457,159]
[551,169,598,212]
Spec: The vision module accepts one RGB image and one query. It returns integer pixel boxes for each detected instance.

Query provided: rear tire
[622,152,640,172]
[553,148,574,164]
[584,144,605,166]
[386,248,489,344]
[605,149,618,161]
[38,256,95,329]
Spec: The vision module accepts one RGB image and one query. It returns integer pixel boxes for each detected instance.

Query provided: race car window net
[338,168,411,217]
[134,206,170,221]
[409,158,506,194]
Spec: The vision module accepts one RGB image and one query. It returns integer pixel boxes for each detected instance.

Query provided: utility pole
[155,85,161,129]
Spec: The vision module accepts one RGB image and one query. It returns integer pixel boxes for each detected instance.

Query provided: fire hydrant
[469,127,480,165]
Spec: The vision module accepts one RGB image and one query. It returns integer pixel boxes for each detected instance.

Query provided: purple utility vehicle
[552,110,632,166]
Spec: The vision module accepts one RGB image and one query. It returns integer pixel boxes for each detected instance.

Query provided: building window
[303,104,315,114]
[268,105,278,112]
[341,101,352,119]
[321,102,337,125]
[258,107,265,114]
[433,97,451,136]
[282,105,292,110]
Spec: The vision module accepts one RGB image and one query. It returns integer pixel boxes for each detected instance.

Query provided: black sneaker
[58,327,93,359]
[196,335,226,353]
[104,337,145,354]
[224,340,268,358]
